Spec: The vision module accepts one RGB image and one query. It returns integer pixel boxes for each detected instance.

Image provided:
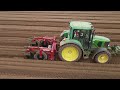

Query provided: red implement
[24,36,58,60]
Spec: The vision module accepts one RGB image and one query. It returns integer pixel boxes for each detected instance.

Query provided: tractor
[58,21,120,63]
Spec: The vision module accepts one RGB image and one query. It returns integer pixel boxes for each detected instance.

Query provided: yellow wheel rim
[98,54,109,63]
[61,46,79,61]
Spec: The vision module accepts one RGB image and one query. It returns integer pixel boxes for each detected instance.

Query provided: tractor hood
[93,35,110,42]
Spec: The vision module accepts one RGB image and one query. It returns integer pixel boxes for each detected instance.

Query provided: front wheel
[94,52,111,64]
[58,44,82,62]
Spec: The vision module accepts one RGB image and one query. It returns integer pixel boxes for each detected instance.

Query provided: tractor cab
[69,21,94,50]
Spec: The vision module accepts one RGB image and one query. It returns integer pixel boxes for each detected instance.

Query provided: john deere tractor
[58,21,120,64]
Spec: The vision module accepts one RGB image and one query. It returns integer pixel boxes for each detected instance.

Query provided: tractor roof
[69,21,94,30]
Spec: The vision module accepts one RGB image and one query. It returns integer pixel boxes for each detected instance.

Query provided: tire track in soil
[0,58,120,79]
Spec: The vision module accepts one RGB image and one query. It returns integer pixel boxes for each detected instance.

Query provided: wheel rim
[98,54,109,63]
[61,46,79,61]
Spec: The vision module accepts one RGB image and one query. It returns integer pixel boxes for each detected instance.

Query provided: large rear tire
[94,52,111,64]
[34,51,48,60]
[58,44,82,62]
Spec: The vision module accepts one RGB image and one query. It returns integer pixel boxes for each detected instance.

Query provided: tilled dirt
[0,11,120,79]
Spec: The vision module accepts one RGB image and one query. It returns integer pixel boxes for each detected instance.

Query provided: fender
[92,48,111,59]
[60,38,84,51]
[60,30,69,38]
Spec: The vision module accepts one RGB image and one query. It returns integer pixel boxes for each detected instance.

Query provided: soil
[0,11,120,79]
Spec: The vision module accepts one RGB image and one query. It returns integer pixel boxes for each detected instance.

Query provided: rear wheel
[94,52,111,64]
[34,51,47,60]
[58,44,82,62]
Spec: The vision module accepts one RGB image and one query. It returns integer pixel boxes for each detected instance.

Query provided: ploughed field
[0,11,120,79]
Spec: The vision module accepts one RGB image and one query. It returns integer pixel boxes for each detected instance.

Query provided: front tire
[58,44,82,62]
[94,52,111,64]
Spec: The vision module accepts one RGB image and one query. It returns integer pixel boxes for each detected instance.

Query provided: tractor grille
[104,42,110,47]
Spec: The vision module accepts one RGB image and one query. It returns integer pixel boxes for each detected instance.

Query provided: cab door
[79,30,91,50]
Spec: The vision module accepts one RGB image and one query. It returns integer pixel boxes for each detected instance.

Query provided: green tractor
[58,21,120,64]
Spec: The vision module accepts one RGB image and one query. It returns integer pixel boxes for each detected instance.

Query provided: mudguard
[92,48,111,59]
[60,30,69,37]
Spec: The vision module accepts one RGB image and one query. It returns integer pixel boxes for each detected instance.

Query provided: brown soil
[0,11,120,79]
